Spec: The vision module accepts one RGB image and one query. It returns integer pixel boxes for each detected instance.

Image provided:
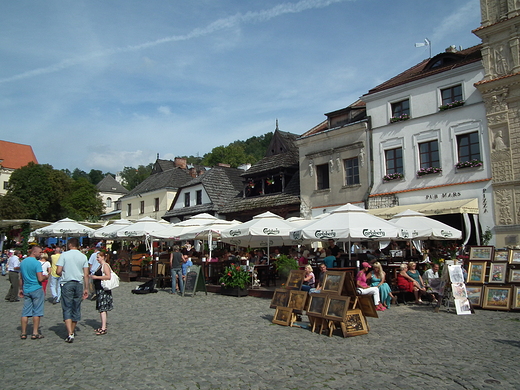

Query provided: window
[419,140,440,168]
[391,99,410,117]
[154,197,160,212]
[140,201,145,214]
[106,197,112,208]
[457,132,480,162]
[127,204,132,217]
[184,192,190,207]
[3,181,8,190]
[196,190,202,205]
[385,148,403,174]
[441,84,462,105]
[316,164,330,190]
[344,157,360,185]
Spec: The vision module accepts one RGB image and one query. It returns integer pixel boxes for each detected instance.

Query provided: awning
[0,219,52,230]
[367,198,479,220]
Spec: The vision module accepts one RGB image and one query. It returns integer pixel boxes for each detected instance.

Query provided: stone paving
[1,274,519,390]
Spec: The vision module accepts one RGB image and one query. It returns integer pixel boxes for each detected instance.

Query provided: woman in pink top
[356,262,385,311]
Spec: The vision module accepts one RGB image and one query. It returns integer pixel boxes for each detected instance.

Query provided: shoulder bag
[101,264,120,291]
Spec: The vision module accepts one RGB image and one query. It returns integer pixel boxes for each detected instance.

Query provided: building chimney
[189,167,197,178]
[174,157,187,169]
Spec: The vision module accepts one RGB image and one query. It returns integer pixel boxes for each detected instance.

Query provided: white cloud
[157,105,172,115]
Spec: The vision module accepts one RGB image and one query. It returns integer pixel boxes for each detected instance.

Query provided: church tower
[474,0,520,246]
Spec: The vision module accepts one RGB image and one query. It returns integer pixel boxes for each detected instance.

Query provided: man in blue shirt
[19,245,48,339]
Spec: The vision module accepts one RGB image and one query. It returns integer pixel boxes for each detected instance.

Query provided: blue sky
[1,0,481,173]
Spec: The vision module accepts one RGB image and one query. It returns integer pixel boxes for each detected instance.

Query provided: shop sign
[425,191,461,200]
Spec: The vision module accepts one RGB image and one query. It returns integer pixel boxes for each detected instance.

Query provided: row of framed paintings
[469,246,520,263]
[466,285,520,310]
[466,261,520,284]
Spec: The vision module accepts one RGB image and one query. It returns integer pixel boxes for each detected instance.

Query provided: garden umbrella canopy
[151,213,219,239]
[115,217,167,238]
[183,219,242,241]
[289,203,400,242]
[389,209,462,240]
[90,219,132,239]
[220,211,294,248]
[33,218,95,237]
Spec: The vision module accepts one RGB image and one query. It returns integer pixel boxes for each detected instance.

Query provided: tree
[88,169,104,185]
[120,164,153,190]
[63,178,104,221]
[71,168,89,182]
[201,144,255,168]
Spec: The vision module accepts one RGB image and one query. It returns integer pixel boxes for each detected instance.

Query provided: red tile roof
[364,45,482,96]
[0,140,38,169]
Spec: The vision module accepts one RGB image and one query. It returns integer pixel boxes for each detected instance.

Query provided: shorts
[61,281,84,322]
[21,288,44,317]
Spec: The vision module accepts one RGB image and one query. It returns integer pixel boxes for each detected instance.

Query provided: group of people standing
[10,238,115,342]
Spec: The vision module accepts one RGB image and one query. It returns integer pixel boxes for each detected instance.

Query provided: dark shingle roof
[120,168,192,199]
[163,166,244,218]
[364,45,482,96]
[96,174,128,194]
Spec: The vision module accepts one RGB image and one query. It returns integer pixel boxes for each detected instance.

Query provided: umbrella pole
[208,231,212,260]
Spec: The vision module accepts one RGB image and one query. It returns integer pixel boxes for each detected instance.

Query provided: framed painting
[482,286,511,310]
[488,263,508,283]
[454,298,472,315]
[272,306,293,326]
[508,249,520,264]
[357,294,378,318]
[508,269,520,283]
[323,295,351,322]
[467,261,487,284]
[466,286,483,306]
[513,286,520,309]
[341,309,369,337]
[452,282,468,299]
[494,249,508,262]
[288,290,308,312]
[322,271,346,295]
[342,272,357,297]
[270,289,290,309]
[306,293,327,316]
[285,269,304,290]
[469,246,494,261]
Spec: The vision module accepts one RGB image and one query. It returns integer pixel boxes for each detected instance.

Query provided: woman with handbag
[89,251,113,335]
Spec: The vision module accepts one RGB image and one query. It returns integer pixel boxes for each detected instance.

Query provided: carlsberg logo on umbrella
[362,229,386,238]
[229,229,242,237]
[441,230,453,238]
[263,228,280,235]
[314,230,336,239]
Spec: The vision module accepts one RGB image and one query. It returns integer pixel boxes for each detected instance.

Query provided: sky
[0,0,482,173]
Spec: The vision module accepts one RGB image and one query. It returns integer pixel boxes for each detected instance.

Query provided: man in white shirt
[5,250,21,302]
[423,263,440,285]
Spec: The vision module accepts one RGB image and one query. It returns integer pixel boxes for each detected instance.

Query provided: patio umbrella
[220,211,294,260]
[289,203,400,259]
[116,217,169,255]
[151,213,220,240]
[33,218,95,237]
[389,209,462,240]
[90,219,132,239]
[185,220,242,260]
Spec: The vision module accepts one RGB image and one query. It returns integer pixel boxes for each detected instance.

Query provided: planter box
[220,286,249,297]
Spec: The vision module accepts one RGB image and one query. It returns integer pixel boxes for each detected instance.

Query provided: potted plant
[383,172,404,182]
[439,100,465,111]
[417,167,442,177]
[273,255,298,285]
[455,159,483,169]
[389,113,410,123]
[219,263,250,297]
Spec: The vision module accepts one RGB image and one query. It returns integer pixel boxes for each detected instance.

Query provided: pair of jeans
[60,281,84,322]
[5,271,20,301]
[171,268,184,294]
[49,275,61,301]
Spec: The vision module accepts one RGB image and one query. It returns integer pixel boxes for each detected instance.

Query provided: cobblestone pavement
[1,275,519,390]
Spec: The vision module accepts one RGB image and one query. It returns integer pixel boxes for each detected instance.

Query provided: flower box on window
[383,172,404,182]
[439,100,465,111]
[390,114,410,123]
[417,167,442,177]
[455,159,483,169]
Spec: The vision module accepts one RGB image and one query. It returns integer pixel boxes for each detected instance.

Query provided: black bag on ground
[131,279,158,294]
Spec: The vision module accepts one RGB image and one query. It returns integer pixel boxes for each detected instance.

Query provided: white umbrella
[33,218,95,237]
[389,209,462,240]
[116,217,168,256]
[290,203,400,258]
[220,211,294,260]
[151,213,220,240]
[90,219,132,239]
[186,220,242,260]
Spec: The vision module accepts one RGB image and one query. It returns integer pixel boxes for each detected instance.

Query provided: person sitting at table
[396,263,424,304]
[301,264,315,292]
[407,261,432,303]
[322,249,336,269]
[356,262,385,311]
[369,262,397,308]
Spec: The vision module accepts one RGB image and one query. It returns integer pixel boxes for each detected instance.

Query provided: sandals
[94,327,103,333]
[20,334,27,340]
[95,329,107,335]
[31,334,44,339]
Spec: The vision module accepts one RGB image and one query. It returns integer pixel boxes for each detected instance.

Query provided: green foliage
[274,255,298,278]
[2,162,102,221]
[482,227,493,246]
[120,164,153,190]
[201,144,255,168]
[72,168,89,181]
[232,132,273,162]
[88,169,105,185]
[219,263,250,289]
